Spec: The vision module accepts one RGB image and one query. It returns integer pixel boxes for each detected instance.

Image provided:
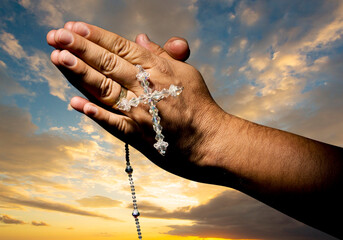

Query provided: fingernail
[75,22,90,37]
[141,34,150,43]
[59,30,73,45]
[62,51,76,67]
[173,39,187,47]
[85,104,98,116]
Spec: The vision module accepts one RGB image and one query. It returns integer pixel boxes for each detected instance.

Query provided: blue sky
[0,0,342,239]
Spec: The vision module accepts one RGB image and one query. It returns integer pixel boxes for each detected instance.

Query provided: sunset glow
[1,0,342,239]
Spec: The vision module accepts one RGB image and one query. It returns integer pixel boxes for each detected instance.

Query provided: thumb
[135,34,190,62]
[163,37,190,62]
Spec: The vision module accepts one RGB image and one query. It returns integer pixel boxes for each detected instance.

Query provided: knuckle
[79,62,90,78]
[155,58,173,76]
[76,40,87,55]
[113,38,132,58]
[99,77,114,100]
[116,118,126,133]
[100,51,117,74]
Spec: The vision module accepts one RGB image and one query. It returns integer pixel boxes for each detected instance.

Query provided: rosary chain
[125,143,142,239]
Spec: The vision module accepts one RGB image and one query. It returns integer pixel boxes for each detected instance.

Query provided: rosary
[116,65,183,239]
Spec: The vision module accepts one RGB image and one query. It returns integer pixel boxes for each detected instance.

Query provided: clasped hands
[47,22,227,183]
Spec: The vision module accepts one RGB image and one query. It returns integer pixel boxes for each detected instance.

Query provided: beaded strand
[125,143,142,239]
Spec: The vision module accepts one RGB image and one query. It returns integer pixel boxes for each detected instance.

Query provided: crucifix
[117,65,183,155]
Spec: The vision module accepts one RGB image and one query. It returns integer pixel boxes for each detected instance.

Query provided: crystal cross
[117,65,183,155]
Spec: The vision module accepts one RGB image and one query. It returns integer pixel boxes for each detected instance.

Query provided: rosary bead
[125,165,133,174]
[153,123,162,134]
[132,209,140,218]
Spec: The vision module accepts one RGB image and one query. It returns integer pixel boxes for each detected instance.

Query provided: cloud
[49,126,64,131]
[211,45,222,55]
[216,0,343,148]
[19,0,198,45]
[31,221,49,226]
[0,214,25,224]
[0,104,78,175]
[240,7,260,26]
[106,0,198,43]
[190,38,201,53]
[142,190,336,240]
[18,0,100,28]
[27,50,71,101]
[0,32,26,58]
[76,196,122,208]
[0,63,32,97]
[0,31,70,101]
[0,185,118,221]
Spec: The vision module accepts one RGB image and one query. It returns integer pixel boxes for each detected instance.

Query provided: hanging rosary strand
[125,143,142,239]
[119,65,184,239]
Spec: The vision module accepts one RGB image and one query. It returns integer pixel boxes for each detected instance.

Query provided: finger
[135,33,172,60]
[63,21,158,68]
[163,37,190,62]
[51,49,138,107]
[49,28,141,91]
[135,34,190,62]
[70,96,139,137]
[46,29,57,46]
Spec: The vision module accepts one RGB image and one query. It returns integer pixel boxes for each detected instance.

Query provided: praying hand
[47,22,343,239]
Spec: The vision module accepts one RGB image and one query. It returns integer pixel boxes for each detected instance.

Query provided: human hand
[46,22,228,183]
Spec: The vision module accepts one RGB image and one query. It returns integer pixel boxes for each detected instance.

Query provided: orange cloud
[31,221,49,226]
[76,195,122,208]
[0,214,25,224]
[0,191,118,221]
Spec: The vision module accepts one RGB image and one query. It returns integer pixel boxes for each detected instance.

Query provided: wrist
[192,103,243,187]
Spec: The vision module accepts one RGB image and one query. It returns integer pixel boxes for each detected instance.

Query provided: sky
[0,0,342,240]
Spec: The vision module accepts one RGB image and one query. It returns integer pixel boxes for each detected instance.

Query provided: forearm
[202,110,343,238]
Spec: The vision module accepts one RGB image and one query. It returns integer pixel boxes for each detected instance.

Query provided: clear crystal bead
[139,94,149,104]
[143,85,151,93]
[152,115,161,124]
[169,84,183,97]
[155,133,164,141]
[161,88,170,97]
[129,97,140,107]
[117,98,131,111]
[153,140,169,156]
[151,91,165,102]
[153,123,162,133]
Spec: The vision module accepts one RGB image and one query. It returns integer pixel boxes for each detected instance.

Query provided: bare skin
[47,22,343,239]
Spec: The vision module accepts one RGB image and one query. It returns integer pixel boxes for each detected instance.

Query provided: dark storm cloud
[143,190,337,240]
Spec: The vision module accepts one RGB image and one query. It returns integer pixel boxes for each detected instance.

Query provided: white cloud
[68,126,79,131]
[0,60,7,68]
[211,45,222,55]
[227,37,249,55]
[0,31,70,101]
[240,7,259,26]
[49,126,64,131]
[220,1,343,140]
[301,3,343,51]
[239,38,248,49]
[228,12,236,21]
[0,32,27,59]
[19,0,100,28]
[191,38,201,53]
